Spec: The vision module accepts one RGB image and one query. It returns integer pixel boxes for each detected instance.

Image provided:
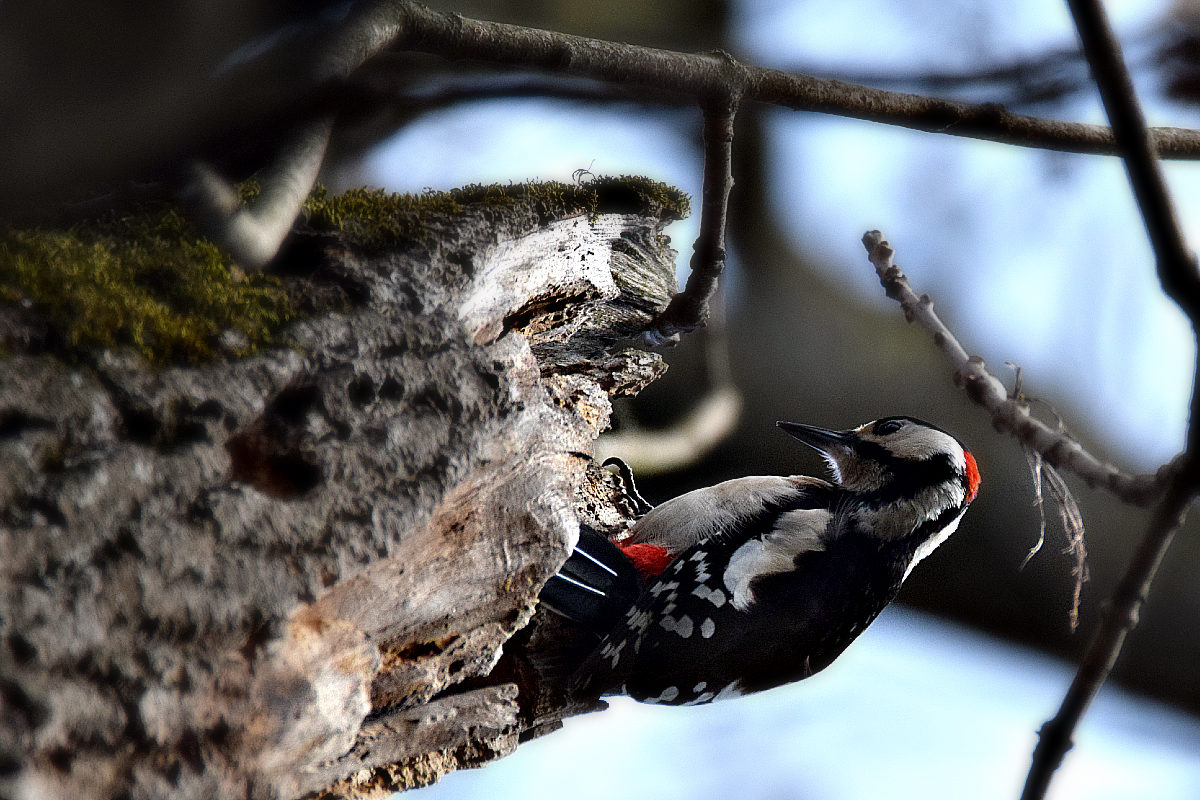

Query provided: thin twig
[1020,446,1090,631]
[1019,2,1200,798]
[646,93,741,344]
[1021,447,1048,569]
[1010,362,1090,630]
[353,74,686,116]
[860,231,1166,506]
[781,42,1094,108]
[1044,459,1088,630]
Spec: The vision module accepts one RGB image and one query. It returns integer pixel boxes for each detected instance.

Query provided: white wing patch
[723,508,831,611]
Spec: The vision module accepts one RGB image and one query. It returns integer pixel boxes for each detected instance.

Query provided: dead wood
[0,181,682,799]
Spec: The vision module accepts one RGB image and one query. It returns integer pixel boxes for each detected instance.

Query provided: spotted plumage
[539,416,981,706]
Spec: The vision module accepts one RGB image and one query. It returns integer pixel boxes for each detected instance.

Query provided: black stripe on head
[907,501,966,547]
[852,438,960,507]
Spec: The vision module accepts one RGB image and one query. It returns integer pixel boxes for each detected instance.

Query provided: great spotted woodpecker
[539,416,981,705]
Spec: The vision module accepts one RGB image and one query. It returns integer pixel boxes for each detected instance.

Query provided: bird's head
[777,416,980,511]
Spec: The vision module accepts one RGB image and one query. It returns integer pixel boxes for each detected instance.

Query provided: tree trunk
[0,180,684,799]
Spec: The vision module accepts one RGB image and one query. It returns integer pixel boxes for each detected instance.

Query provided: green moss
[0,176,688,365]
[299,176,690,250]
[589,175,691,220]
[0,206,293,366]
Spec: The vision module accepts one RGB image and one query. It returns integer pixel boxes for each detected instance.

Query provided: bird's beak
[776,421,855,456]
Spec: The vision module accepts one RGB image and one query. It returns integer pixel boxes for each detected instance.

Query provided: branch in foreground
[1067,0,1200,319]
[594,383,742,476]
[180,1,1200,275]
[1064,0,1200,466]
[185,115,334,269]
[860,231,1165,506]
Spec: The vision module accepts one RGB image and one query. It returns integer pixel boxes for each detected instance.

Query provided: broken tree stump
[0,179,688,799]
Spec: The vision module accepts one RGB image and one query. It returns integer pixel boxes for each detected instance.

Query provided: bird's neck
[843,480,963,542]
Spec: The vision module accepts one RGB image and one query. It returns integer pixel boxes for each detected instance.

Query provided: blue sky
[364,0,1196,468]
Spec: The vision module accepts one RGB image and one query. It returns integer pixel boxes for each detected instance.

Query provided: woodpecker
[539,416,981,705]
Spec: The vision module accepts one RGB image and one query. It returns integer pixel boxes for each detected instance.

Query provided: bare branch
[594,384,742,476]
[779,42,1094,109]
[646,94,740,344]
[164,1,1200,275]
[353,71,687,117]
[381,3,1200,160]
[860,231,1165,506]
[600,302,742,474]
[1066,0,1200,320]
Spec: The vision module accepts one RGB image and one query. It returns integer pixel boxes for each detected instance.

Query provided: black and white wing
[572,477,853,705]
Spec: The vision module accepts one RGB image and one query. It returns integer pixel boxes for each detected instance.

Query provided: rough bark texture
[0,183,682,799]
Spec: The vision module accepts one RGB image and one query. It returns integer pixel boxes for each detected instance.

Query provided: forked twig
[646,92,741,344]
[860,231,1165,506]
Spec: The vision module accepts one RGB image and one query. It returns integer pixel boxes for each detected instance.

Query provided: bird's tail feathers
[539,527,641,634]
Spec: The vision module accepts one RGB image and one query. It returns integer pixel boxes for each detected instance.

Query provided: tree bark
[0,182,681,799]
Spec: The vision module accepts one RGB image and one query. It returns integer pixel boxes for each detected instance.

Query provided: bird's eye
[875,419,904,435]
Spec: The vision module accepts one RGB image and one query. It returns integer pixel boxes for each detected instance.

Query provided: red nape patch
[964,451,981,503]
[618,542,673,578]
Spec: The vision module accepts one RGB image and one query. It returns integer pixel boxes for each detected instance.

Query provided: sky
[358,1,1200,796]
[364,0,1197,469]
[733,0,1196,468]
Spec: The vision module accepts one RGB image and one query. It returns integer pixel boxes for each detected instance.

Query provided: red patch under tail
[617,542,673,579]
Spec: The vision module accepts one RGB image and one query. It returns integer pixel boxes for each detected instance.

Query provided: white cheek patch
[909,481,966,528]
[723,508,830,611]
[855,478,966,541]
